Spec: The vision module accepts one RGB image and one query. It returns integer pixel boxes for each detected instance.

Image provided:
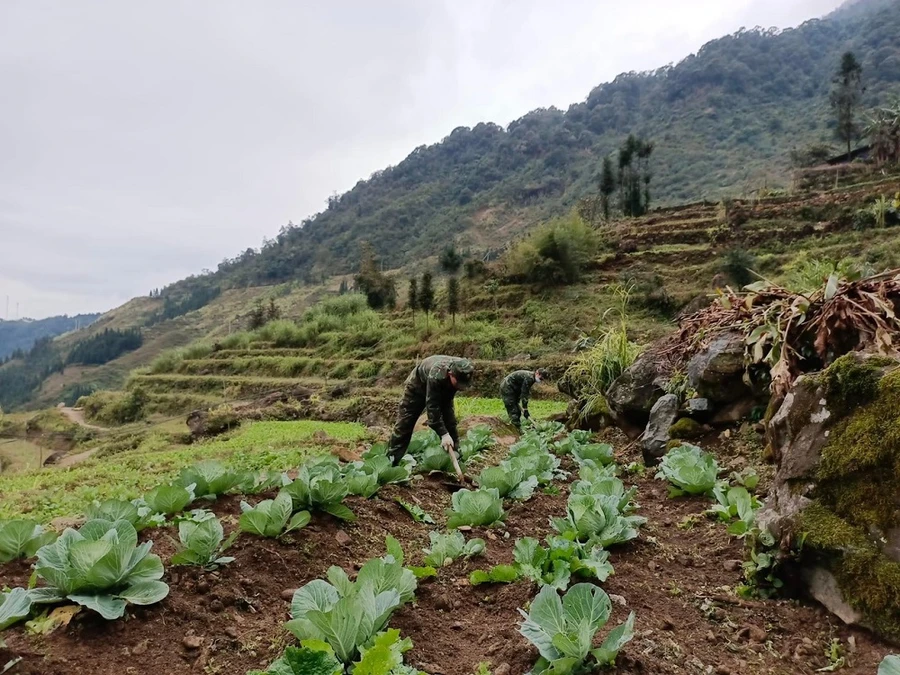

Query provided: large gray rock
[758,353,900,640]
[687,332,751,404]
[606,352,668,436]
[641,394,679,466]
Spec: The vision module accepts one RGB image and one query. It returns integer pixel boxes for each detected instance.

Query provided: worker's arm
[440,397,460,447]
[425,377,449,438]
[521,377,535,414]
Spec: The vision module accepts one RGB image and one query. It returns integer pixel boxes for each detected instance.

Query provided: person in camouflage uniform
[388,355,475,465]
[500,368,548,429]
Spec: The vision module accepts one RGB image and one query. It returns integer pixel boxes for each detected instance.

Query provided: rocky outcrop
[686,332,751,404]
[757,352,900,641]
[641,394,679,465]
[606,353,668,436]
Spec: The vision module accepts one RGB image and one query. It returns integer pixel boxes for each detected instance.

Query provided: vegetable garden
[1,418,898,674]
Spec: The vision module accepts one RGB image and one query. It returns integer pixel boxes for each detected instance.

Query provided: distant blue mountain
[0,314,101,361]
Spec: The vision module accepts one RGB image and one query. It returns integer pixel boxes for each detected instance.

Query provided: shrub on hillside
[78,388,148,426]
[504,214,598,285]
[720,249,758,288]
[617,266,674,316]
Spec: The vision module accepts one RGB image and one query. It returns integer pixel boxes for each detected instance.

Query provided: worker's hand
[441,433,455,454]
[523,409,530,419]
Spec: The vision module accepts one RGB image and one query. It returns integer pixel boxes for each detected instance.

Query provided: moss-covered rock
[669,416,706,440]
[759,352,900,641]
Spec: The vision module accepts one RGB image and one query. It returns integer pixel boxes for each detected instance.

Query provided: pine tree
[831,52,864,156]
[447,276,459,327]
[408,277,418,314]
[419,272,435,328]
[599,156,616,221]
[440,245,463,275]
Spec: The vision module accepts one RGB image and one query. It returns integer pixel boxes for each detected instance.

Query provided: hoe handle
[448,446,465,483]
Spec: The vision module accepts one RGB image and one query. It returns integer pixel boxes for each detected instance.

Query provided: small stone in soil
[281,588,297,601]
[609,594,627,606]
[335,530,351,546]
[494,665,511,675]
[723,559,742,572]
[715,666,732,675]
[748,625,767,643]
[183,635,203,650]
[132,640,149,656]
[196,580,210,594]
[457,526,472,532]
[224,626,239,639]
[451,621,464,630]
[706,630,717,643]
[661,617,675,631]
[648,560,658,571]
[210,599,224,613]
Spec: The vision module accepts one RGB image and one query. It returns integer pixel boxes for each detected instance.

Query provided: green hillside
[194,0,899,288]
[57,171,900,436]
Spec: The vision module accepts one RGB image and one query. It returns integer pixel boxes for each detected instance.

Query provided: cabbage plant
[551,494,646,547]
[283,457,354,521]
[519,583,635,672]
[0,588,33,630]
[343,451,411,498]
[476,463,539,501]
[706,484,761,536]
[470,535,613,591]
[175,460,244,500]
[239,491,311,538]
[140,483,194,516]
[458,425,495,461]
[84,499,164,532]
[285,538,416,664]
[171,516,237,570]
[571,443,615,467]
[446,488,505,529]
[31,519,169,620]
[248,640,342,675]
[655,443,720,496]
[0,520,57,563]
[422,531,485,568]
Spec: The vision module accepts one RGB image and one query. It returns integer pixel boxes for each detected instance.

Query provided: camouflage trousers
[388,385,459,465]
[500,387,524,428]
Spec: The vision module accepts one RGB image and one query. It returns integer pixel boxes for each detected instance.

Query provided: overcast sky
[0,0,844,320]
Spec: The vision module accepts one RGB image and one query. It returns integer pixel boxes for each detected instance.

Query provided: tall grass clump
[783,255,875,295]
[560,286,642,422]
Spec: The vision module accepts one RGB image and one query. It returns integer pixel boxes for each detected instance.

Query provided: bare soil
[1,432,895,675]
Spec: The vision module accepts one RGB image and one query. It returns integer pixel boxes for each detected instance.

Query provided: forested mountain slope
[197,0,900,289]
[0,314,100,361]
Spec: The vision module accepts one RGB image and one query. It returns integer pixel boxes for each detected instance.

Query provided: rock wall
[758,352,900,641]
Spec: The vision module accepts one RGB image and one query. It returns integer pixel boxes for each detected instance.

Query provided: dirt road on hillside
[59,406,106,431]
[55,407,106,467]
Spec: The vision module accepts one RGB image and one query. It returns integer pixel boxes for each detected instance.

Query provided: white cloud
[0,0,844,318]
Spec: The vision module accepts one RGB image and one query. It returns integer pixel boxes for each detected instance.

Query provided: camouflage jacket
[406,355,468,438]
[500,370,537,410]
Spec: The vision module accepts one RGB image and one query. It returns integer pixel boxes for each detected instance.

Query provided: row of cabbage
[0,427,497,635]
[450,421,640,674]
[249,421,640,674]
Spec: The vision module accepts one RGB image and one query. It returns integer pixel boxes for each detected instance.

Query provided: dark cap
[450,359,475,386]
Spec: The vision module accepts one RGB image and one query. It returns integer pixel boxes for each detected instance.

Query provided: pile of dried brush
[653,269,900,396]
